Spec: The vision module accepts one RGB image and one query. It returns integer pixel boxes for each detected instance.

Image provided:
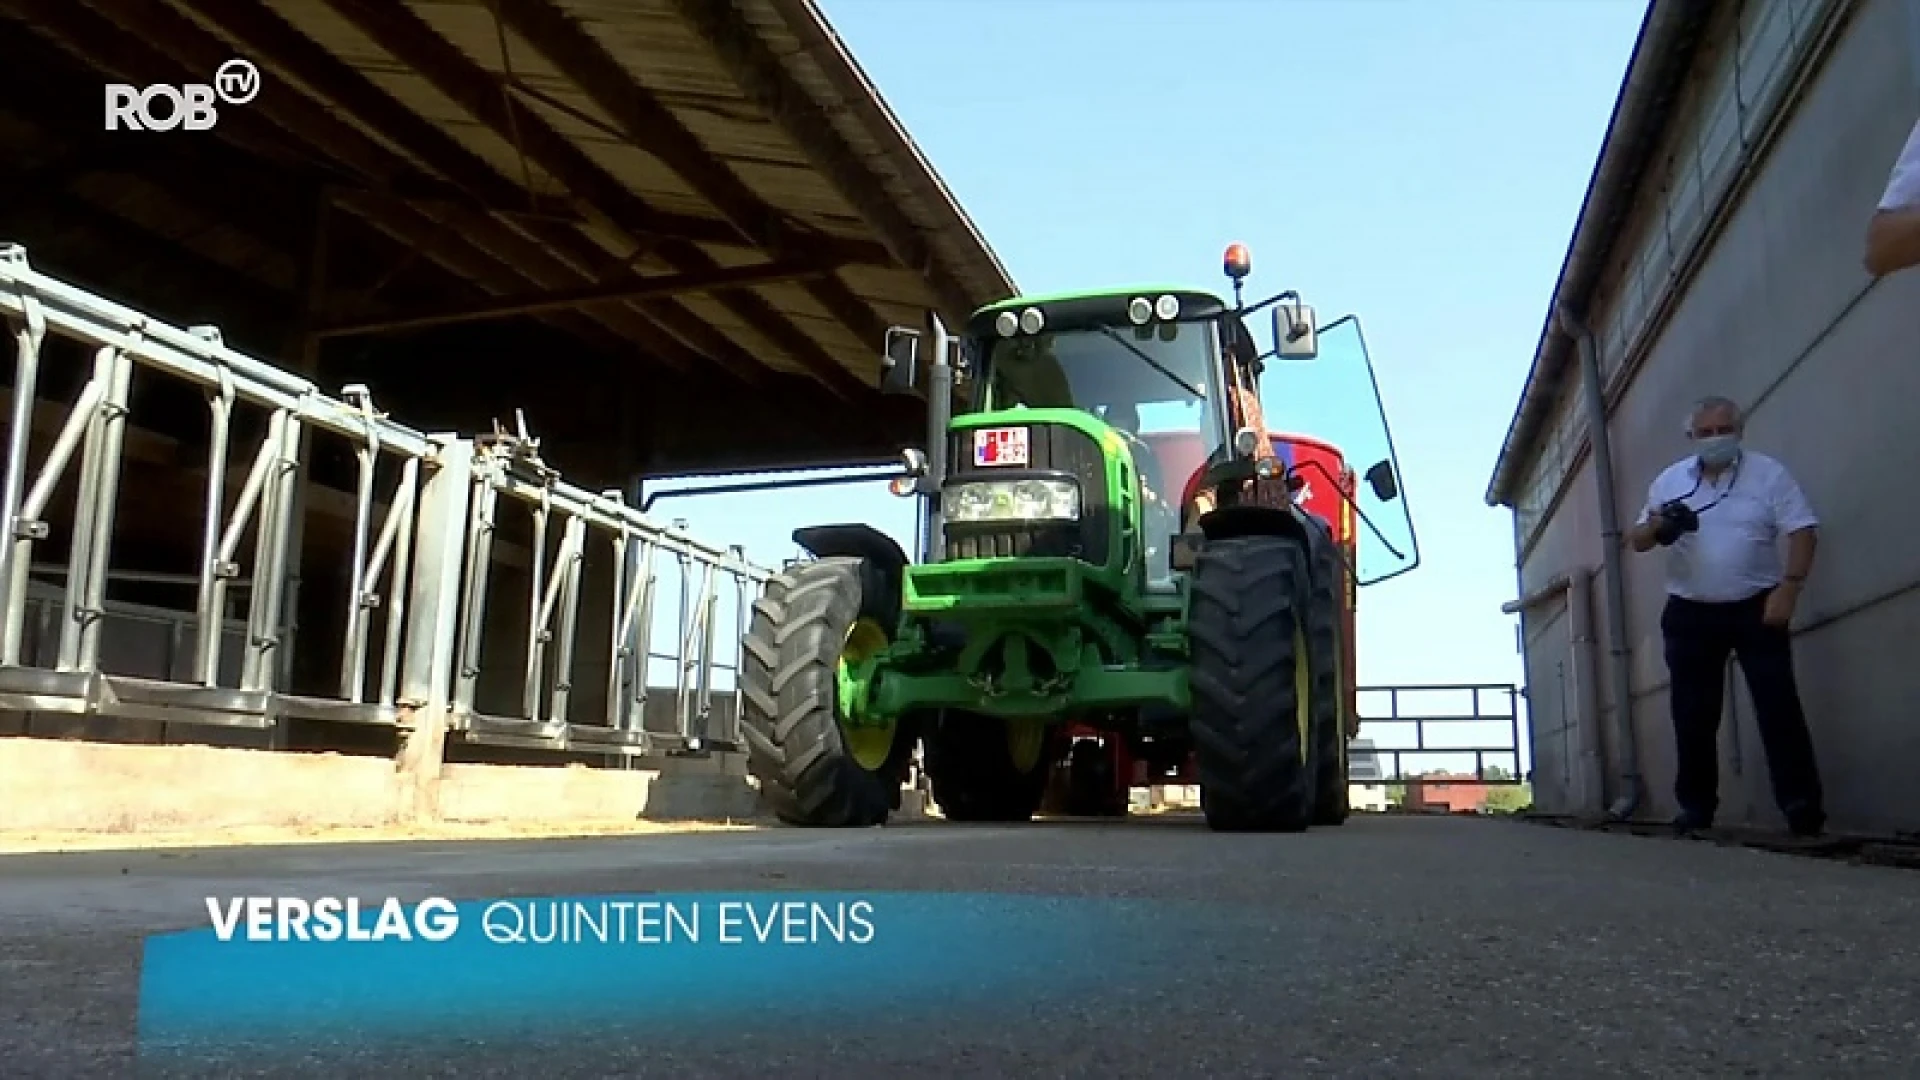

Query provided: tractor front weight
[869,646,1188,721]
[862,589,1193,722]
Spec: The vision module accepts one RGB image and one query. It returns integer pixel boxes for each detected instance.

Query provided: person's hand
[1762,583,1801,628]
[1653,500,1699,545]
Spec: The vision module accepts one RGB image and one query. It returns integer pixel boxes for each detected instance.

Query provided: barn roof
[1482,0,1714,507]
[0,0,1015,457]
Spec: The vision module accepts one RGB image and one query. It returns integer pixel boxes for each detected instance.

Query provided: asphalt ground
[2,812,1917,1079]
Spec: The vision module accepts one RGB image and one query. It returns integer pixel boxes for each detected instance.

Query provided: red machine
[1044,430,1363,812]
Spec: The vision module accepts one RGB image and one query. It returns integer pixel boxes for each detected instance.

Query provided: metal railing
[0,244,771,756]
[452,422,766,752]
[1354,682,1526,785]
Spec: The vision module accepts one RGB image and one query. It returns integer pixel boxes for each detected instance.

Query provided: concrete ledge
[0,737,398,833]
[0,819,759,855]
[1513,810,1920,870]
[0,736,764,840]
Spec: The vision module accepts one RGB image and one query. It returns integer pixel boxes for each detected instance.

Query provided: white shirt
[1879,117,1920,211]
[1636,450,1818,603]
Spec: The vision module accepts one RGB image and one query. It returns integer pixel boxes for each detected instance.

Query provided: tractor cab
[954,288,1239,589]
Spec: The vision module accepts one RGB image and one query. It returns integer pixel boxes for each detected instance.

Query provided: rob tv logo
[105,59,260,132]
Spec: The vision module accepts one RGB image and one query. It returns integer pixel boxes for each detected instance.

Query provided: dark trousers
[1661,591,1824,826]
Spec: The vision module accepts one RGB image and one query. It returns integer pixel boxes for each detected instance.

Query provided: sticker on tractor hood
[972,427,1029,467]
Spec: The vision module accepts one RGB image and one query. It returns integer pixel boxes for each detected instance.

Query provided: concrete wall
[0,737,762,835]
[1519,0,1920,833]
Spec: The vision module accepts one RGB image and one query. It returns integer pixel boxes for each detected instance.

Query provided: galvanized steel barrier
[1354,682,1527,784]
[0,244,770,756]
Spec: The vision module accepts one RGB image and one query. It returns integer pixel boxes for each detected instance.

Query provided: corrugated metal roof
[1482,0,1714,508]
[0,0,1016,402]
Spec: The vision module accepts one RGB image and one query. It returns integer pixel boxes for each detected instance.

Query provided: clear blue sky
[649,0,1649,773]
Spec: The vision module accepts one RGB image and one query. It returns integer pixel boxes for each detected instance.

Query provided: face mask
[1695,433,1740,468]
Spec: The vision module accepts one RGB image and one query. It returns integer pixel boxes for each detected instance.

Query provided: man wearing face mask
[1627,396,1825,837]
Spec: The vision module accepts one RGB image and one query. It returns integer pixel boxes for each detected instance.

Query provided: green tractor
[737,244,1416,831]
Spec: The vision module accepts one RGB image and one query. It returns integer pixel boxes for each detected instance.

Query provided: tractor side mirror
[1272,302,1318,361]
[1365,459,1399,502]
[881,327,921,395]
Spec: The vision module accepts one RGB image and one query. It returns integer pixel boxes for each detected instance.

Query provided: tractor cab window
[975,319,1230,587]
[975,321,1216,424]
[1256,314,1418,585]
[974,322,1230,469]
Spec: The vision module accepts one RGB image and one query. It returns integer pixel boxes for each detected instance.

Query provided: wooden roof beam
[61,0,706,378]
[0,65,314,275]
[671,0,981,322]
[12,1,668,371]
[490,0,894,349]
[3,190,299,343]
[333,191,783,385]
[139,0,729,374]
[53,0,403,192]
[162,0,878,259]
[314,257,841,339]
[326,200,686,370]
[317,0,869,400]
[351,182,894,266]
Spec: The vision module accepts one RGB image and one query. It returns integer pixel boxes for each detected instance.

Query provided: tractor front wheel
[925,711,1051,823]
[1188,534,1319,832]
[739,557,911,827]
[1306,520,1351,827]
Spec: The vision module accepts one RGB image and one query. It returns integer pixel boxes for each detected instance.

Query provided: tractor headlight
[944,478,1080,522]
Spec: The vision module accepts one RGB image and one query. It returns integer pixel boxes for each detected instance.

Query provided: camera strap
[1678,457,1742,515]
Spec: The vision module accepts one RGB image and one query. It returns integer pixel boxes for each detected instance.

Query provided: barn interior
[0,0,1014,746]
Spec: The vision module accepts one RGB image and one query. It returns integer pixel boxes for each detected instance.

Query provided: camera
[1652,499,1699,546]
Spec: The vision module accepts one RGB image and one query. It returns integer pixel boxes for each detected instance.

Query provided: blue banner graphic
[138,891,1197,1054]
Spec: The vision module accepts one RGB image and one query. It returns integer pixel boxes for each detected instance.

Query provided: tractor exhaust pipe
[922,310,954,563]
[1559,305,1643,822]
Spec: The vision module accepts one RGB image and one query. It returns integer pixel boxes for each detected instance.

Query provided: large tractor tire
[924,711,1051,823]
[1305,521,1351,827]
[1188,533,1319,832]
[738,557,914,828]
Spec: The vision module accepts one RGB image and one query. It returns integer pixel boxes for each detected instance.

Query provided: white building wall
[1511,0,1920,833]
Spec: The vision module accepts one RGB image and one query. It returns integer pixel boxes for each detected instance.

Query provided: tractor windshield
[973,320,1225,437]
[1257,315,1419,585]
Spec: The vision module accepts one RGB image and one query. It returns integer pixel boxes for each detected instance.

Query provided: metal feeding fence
[0,244,771,757]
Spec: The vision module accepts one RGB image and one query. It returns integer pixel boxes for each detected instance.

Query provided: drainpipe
[1566,568,1609,813]
[1557,305,1643,821]
[921,310,954,563]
